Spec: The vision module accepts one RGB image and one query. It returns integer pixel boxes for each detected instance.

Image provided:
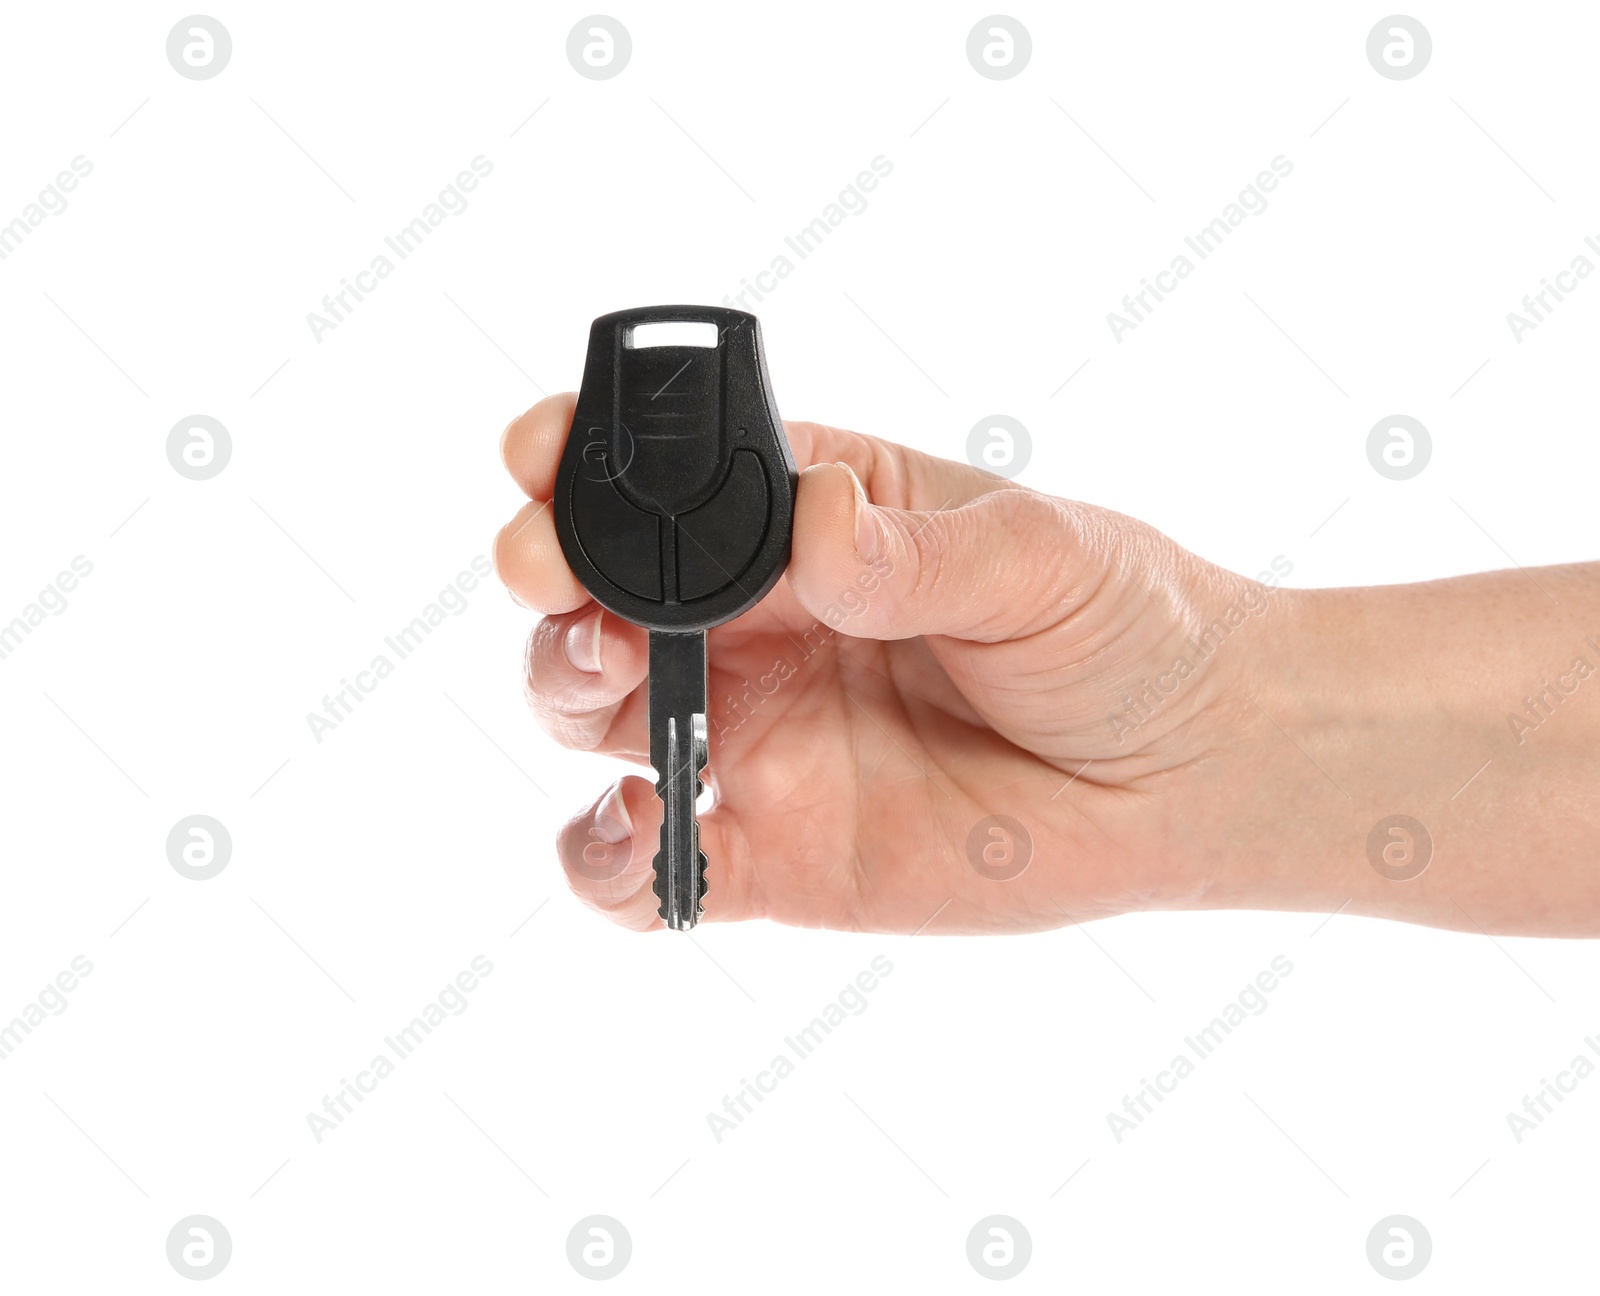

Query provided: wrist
[1160,583,1356,916]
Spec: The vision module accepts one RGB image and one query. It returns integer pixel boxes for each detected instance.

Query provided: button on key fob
[554,306,798,929]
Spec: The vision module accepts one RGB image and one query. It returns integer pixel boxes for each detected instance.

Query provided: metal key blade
[648,630,708,929]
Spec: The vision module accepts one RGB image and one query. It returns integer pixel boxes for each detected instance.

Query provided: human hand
[494,394,1284,933]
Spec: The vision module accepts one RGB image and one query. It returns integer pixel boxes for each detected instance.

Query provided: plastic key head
[554,305,799,634]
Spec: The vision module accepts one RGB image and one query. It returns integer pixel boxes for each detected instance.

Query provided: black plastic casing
[554,305,799,632]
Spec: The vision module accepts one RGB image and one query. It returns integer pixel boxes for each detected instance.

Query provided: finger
[527,613,822,757]
[557,777,758,930]
[789,461,1103,643]
[500,399,1001,515]
[500,392,577,500]
[785,420,1013,514]
[524,606,650,755]
[494,499,587,613]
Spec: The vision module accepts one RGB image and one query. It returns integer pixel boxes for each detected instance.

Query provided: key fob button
[677,450,770,602]
[617,346,726,516]
[570,470,662,601]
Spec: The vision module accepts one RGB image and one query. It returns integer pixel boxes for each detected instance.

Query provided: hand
[493,394,1274,933]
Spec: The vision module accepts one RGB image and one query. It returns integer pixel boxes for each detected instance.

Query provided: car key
[554,306,798,929]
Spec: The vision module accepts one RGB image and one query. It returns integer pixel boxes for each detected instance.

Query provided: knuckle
[526,693,617,754]
[903,509,952,604]
[566,866,654,928]
[997,483,1065,534]
[853,433,890,498]
[523,618,562,677]
[903,488,1077,634]
[525,684,610,751]
[522,616,648,755]
[557,712,613,752]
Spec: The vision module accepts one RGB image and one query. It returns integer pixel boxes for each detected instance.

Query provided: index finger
[501,393,1002,516]
[500,392,577,501]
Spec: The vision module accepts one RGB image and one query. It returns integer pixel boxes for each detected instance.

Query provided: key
[553,306,798,929]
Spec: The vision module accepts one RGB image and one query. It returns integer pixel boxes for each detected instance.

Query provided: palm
[691,536,1204,932]
[697,608,1036,931]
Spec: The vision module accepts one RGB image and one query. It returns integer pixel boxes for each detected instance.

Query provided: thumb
[788,462,1096,643]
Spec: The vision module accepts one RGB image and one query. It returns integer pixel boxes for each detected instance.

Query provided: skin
[495,394,1600,937]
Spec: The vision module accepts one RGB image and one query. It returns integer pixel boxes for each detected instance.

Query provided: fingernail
[841,462,883,562]
[563,607,604,673]
[593,783,632,844]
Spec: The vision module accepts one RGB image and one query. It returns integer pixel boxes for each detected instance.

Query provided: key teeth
[653,804,708,930]
[652,856,707,929]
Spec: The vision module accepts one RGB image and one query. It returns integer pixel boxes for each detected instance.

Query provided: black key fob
[553,306,798,633]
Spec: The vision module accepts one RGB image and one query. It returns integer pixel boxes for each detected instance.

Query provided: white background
[2,1,1598,1290]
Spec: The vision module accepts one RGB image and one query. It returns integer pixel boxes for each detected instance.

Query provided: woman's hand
[494,394,1279,933]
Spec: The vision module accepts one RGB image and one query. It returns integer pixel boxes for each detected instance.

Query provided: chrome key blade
[649,631,709,929]
[660,715,709,929]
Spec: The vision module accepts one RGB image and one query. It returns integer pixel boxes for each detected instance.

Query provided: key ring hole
[626,321,717,349]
